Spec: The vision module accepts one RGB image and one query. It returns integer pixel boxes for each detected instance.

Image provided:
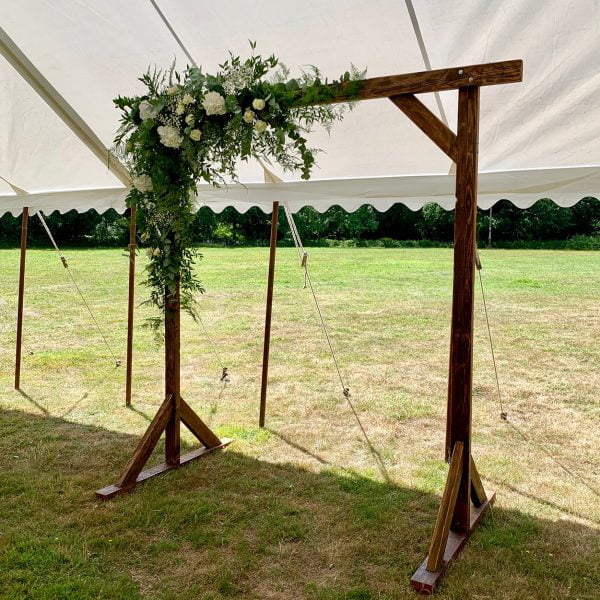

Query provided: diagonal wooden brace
[117,394,173,487]
[390,94,457,161]
[470,456,487,508]
[96,394,231,500]
[180,397,222,448]
[426,441,464,572]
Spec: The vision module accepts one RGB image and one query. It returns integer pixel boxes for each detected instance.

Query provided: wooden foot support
[410,448,493,595]
[411,491,495,595]
[96,394,231,500]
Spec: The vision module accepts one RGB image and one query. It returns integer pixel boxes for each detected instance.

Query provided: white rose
[132,174,153,193]
[189,129,202,141]
[252,98,266,111]
[145,247,153,258]
[153,248,161,257]
[254,120,267,133]
[243,109,255,124]
[139,100,160,121]
[167,85,180,96]
[157,125,183,149]
[182,93,196,105]
[176,102,186,115]
[202,91,226,116]
[185,113,195,126]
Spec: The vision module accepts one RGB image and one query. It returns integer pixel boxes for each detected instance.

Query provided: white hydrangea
[185,113,195,126]
[182,93,196,105]
[139,100,160,121]
[167,85,180,96]
[176,102,186,115]
[243,109,255,124]
[252,98,266,111]
[254,120,267,133]
[132,174,153,193]
[157,125,184,149]
[189,129,202,141]
[202,91,226,116]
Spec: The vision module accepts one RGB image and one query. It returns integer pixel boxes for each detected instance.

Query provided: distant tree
[417,203,455,241]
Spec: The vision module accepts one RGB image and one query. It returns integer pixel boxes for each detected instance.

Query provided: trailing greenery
[113,44,364,329]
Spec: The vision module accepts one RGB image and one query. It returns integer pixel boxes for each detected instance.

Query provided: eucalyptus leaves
[114,45,363,329]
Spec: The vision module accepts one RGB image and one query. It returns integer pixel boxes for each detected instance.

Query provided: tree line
[0,197,598,249]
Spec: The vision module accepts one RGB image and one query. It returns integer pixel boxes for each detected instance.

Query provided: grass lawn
[0,246,598,599]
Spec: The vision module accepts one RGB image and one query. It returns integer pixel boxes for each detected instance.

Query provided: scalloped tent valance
[1,0,599,216]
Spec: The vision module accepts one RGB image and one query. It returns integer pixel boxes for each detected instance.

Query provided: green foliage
[114,45,363,329]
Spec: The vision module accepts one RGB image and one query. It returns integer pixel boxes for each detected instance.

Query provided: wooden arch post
[258,60,523,593]
[98,242,232,498]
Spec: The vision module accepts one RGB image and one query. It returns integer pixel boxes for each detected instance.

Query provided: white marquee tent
[1,0,599,216]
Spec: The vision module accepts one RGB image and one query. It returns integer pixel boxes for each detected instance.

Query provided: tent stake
[14,206,28,390]
[125,205,136,406]
[259,201,279,427]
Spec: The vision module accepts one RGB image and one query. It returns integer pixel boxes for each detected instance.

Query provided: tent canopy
[1,0,599,215]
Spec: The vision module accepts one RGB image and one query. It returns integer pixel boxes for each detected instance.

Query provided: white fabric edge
[1,166,598,217]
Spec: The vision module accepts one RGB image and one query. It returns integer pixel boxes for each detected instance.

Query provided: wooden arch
[13,58,523,595]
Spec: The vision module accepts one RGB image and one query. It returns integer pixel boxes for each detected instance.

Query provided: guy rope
[37,211,121,368]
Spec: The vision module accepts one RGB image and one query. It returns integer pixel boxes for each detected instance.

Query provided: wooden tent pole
[259,201,280,427]
[125,205,136,406]
[14,206,29,390]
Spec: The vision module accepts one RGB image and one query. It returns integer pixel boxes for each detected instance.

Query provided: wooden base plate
[95,438,233,500]
[410,492,496,595]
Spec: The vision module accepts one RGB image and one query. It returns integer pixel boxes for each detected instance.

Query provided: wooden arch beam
[294,60,523,104]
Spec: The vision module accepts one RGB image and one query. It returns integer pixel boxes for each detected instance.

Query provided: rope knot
[60,256,68,268]
[115,360,122,368]
[343,387,351,398]
[220,367,230,382]
[500,411,508,421]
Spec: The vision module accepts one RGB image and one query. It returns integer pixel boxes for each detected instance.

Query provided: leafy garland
[114,44,364,331]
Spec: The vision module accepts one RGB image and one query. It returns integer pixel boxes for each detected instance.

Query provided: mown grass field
[0,247,598,600]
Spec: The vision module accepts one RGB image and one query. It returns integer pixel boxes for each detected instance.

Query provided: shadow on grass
[0,408,598,600]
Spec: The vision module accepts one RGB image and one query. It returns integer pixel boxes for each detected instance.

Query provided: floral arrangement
[114,44,364,330]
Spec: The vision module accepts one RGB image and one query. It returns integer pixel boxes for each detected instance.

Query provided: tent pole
[14,206,29,390]
[259,201,280,427]
[125,205,136,406]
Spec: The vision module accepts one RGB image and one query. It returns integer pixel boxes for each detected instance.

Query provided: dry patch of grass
[0,247,598,599]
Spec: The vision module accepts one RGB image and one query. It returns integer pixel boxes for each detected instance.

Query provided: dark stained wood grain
[427,442,464,572]
[411,492,496,595]
[448,86,480,533]
[259,201,280,428]
[14,207,28,390]
[116,394,173,487]
[296,60,522,106]
[390,95,457,161]
[125,205,136,406]
[164,284,181,466]
[96,439,232,500]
